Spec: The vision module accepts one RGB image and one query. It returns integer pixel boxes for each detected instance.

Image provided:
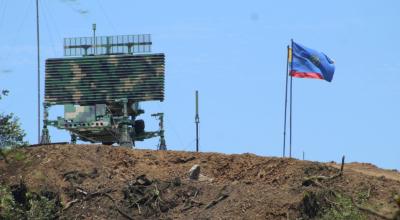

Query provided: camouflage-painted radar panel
[44,53,165,105]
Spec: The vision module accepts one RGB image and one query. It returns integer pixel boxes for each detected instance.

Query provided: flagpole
[282,45,290,157]
[289,72,293,158]
[289,39,294,158]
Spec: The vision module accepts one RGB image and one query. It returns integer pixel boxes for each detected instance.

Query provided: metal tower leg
[159,134,166,150]
[40,128,50,144]
[154,113,166,150]
[40,104,50,144]
[119,99,133,148]
[70,133,77,144]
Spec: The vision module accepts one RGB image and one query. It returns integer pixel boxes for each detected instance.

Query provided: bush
[0,183,61,220]
[320,193,364,220]
[27,194,59,219]
[300,190,365,220]
[0,185,25,220]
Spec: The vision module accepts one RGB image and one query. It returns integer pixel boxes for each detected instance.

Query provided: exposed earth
[0,144,399,219]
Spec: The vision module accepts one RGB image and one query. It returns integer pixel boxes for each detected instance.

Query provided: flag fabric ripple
[290,41,335,82]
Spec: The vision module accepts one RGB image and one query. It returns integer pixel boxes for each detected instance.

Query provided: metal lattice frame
[64,34,152,56]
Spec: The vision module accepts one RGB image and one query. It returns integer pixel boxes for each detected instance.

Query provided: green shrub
[300,190,365,220]
[0,113,27,149]
[321,193,365,220]
[0,185,25,220]
[0,90,28,149]
[0,183,60,220]
[27,194,58,220]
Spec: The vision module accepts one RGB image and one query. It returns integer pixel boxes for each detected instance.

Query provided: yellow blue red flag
[290,41,335,82]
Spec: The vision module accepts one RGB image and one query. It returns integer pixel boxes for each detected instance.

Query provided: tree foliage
[0,113,27,148]
[0,90,27,148]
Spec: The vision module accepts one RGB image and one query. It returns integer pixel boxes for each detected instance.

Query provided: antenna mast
[36,0,41,143]
[92,23,96,55]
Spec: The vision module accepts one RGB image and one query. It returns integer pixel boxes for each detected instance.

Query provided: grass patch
[32,170,47,182]
[300,190,366,220]
[11,151,27,161]
[321,193,365,220]
[1,148,27,162]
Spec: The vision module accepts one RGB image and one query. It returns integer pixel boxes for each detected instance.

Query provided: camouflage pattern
[60,104,110,127]
[44,100,165,146]
[41,35,166,148]
[49,102,127,143]
[44,53,165,105]
[64,105,95,121]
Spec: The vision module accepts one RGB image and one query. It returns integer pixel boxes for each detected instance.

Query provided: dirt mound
[0,144,399,219]
[329,162,400,182]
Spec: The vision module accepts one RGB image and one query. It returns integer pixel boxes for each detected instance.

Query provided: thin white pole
[195,90,200,152]
[282,45,290,157]
[36,0,41,143]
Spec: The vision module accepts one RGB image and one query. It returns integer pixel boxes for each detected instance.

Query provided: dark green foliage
[300,190,335,218]
[320,193,364,220]
[300,190,365,220]
[0,182,61,220]
[0,90,27,149]
[27,193,59,219]
[0,184,25,219]
[0,113,27,148]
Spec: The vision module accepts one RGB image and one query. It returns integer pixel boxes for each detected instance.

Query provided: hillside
[0,144,399,219]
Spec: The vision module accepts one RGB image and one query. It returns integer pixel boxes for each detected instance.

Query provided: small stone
[188,164,201,180]
[257,169,266,179]
[172,177,181,186]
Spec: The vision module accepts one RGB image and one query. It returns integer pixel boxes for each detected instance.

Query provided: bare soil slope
[329,162,400,182]
[0,144,399,219]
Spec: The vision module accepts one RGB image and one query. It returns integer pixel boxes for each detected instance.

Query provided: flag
[290,41,335,82]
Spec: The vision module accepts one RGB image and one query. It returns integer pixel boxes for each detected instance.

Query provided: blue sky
[0,0,399,169]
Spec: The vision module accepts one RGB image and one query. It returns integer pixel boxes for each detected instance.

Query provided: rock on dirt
[188,164,201,180]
